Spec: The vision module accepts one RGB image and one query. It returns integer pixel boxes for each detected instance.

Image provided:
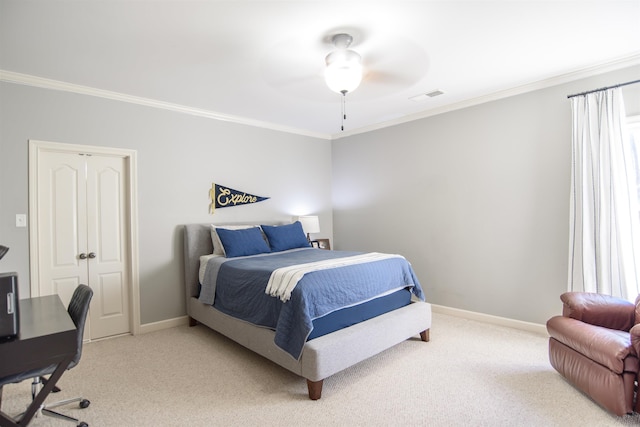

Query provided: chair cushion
[547,315,638,374]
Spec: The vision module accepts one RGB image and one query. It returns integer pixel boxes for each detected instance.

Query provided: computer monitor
[0,272,19,340]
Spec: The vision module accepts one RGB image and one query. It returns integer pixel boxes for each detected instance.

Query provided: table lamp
[297,216,320,242]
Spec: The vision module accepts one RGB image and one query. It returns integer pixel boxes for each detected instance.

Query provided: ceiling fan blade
[358,33,430,92]
[364,70,415,86]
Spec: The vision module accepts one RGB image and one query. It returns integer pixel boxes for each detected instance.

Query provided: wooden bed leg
[420,329,430,342]
[189,316,198,327]
[306,379,323,400]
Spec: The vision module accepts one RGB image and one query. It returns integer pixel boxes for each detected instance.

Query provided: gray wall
[2,65,638,329]
[332,65,640,325]
[0,82,332,325]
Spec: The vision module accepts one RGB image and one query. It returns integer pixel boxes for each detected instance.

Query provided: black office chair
[0,284,93,427]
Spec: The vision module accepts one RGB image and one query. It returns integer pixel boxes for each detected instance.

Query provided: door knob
[88,252,96,259]
[79,253,87,259]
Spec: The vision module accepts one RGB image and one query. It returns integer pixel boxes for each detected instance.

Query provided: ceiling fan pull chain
[341,91,347,131]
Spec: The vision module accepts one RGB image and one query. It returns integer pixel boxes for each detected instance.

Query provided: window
[628,116,640,216]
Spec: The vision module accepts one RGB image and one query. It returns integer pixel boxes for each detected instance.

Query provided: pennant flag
[209,183,269,214]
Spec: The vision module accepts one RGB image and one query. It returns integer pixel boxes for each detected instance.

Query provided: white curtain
[569,87,640,300]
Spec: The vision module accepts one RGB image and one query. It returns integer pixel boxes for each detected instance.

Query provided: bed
[183,223,432,399]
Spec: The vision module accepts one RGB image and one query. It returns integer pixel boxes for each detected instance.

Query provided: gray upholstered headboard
[183,224,213,300]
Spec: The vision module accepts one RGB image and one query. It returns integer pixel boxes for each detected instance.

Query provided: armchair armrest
[547,316,637,374]
[560,292,635,331]
[631,324,640,357]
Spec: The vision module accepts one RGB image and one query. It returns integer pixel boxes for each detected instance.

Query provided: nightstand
[312,239,331,250]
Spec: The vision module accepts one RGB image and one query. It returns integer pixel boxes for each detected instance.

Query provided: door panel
[86,155,130,338]
[52,277,81,308]
[95,166,122,261]
[38,152,88,298]
[51,164,81,266]
[98,272,125,316]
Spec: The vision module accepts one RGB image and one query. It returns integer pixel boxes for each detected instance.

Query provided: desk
[0,295,77,427]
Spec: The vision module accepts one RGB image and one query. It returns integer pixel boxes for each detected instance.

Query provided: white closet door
[35,150,131,339]
[85,155,130,339]
[37,151,89,306]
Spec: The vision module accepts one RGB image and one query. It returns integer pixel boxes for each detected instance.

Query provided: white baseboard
[431,304,548,336]
[139,315,190,334]
[136,307,548,337]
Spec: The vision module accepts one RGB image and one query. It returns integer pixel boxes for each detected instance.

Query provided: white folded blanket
[265,252,403,302]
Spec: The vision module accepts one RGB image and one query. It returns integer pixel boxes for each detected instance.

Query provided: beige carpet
[2,312,640,426]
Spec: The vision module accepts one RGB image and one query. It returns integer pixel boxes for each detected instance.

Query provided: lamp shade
[297,216,320,235]
[325,49,363,94]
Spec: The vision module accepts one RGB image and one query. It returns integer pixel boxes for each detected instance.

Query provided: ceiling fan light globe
[325,49,361,67]
[324,50,363,94]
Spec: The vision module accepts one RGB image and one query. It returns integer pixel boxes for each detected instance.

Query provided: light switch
[16,214,27,227]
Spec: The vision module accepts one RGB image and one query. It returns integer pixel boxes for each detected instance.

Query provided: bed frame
[183,223,432,399]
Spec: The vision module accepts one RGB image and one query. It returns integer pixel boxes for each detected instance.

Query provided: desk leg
[0,355,73,427]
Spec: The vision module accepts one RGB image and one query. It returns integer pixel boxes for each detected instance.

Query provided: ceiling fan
[260,30,429,130]
[262,30,427,97]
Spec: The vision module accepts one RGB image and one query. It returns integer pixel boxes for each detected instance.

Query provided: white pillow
[210,224,259,256]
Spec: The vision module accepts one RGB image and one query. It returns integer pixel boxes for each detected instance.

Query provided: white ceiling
[1,0,639,139]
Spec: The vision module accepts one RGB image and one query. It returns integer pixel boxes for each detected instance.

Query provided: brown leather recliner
[546,292,640,416]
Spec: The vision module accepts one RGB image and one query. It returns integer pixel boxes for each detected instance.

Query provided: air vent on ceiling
[409,90,445,102]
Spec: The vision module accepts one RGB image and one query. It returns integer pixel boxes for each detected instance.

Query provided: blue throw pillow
[261,221,311,252]
[215,227,271,258]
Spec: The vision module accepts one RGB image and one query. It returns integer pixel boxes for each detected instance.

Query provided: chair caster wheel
[77,422,88,427]
[79,399,90,409]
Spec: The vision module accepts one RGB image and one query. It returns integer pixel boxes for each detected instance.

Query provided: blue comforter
[200,248,424,359]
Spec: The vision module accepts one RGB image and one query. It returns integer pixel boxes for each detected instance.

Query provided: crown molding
[3,52,639,142]
[0,70,331,140]
[332,52,640,140]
